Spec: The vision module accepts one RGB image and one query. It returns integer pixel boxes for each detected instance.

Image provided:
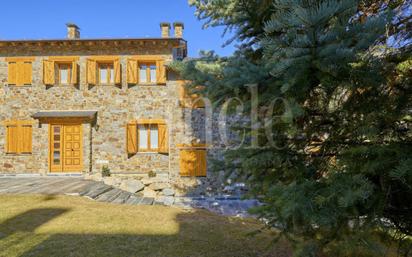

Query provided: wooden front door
[49,124,83,173]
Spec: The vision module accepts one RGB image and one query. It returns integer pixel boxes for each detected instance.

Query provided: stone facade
[0,25,243,198]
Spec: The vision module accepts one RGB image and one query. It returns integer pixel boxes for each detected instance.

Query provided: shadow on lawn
[0,207,289,257]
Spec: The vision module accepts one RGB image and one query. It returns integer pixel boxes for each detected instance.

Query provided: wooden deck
[0,177,154,205]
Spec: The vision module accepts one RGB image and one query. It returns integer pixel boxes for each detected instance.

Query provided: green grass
[0,194,291,257]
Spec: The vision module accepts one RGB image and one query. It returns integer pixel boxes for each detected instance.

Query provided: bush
[101,166,111,177]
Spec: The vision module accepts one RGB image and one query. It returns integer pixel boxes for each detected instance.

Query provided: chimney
[160,22,171,38]
[66,23,80,40]
[173,22,184,38]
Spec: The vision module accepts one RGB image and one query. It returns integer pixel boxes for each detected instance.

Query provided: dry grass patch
[0,194,291,257]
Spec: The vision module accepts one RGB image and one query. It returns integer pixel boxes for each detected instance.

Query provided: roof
[0,37,186,44]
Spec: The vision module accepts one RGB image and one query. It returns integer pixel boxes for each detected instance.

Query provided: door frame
[48,121,84,173]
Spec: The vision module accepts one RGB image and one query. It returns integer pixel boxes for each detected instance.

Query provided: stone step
[125,195,144,205]
[140,197,154,205]
[79,183,106,196]
[83,184,113,199]
[110,191,132,204]
[95,188,123,202]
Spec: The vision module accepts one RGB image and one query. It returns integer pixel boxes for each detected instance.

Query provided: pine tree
[173,1,412,256]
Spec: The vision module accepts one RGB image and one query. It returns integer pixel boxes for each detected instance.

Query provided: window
[58,63,72,85]
[179,147,207,177]
[87,57,121,85]
[126,119,168,155]
[126,58,166,85]
[138,124,159,151]
[139,63,157,84]
[43,57,78,86]
[7,57,34,86]
[4,121,33,154]
[98,63,115,85]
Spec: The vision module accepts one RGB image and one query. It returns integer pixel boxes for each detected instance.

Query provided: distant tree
[174,0,412,256]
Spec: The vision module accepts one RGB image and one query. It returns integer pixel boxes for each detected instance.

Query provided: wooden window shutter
[158,124,169,153]
[5,122,32,154]
[156,60,166,84]
[87,59,97,85]
[196,150,207,176]
[8,62,17,85]
[20,125,32,153]
[180,150,197,176]
[179,148,207,177]
[127,59,138,84]
[43,60,55,85]
[71,62,78,85]
[22,62,32,85]
[6,125,18,153]
[126,123,138,155]
[114,59,121,85]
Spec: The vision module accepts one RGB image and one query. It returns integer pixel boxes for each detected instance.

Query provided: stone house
[0,23,218,196]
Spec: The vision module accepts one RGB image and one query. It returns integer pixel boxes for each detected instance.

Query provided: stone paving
[0,177,156,205]
[0,177,260,217]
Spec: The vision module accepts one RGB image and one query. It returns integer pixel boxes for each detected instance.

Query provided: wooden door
[49,124,83,173]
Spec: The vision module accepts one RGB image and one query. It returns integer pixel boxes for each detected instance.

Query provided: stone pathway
[0,177,155,205]
[0,177,260,217]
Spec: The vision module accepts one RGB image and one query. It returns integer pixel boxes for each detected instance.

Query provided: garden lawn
[0,194,291,257]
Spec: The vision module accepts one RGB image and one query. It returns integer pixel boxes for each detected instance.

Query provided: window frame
[57,62,72,85]
[138,62,157,85]
[138,123,159,152]
[98,62,115,85]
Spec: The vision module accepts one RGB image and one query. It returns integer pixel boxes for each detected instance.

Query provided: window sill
[46,84,77,87]
[137,151,160,154]
[98,84,117,86]
[5,153,33,156]
[136,83,166,86]
[7,84,32,87]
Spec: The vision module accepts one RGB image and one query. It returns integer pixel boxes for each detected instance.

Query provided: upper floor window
[86,57,121,86]
[127,58,166,86]
[98,63,115,85]
[6,57,35,86]
[58,63,72,85]
[43,57,78,86]
[139,63,157,84]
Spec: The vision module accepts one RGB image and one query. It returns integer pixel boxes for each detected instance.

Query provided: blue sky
[0,0,236,57]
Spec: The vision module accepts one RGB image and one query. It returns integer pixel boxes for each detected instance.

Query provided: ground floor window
[126,119,168,155]
[179,147,207,177]
[4,120,33,154]
[138,124,159,151]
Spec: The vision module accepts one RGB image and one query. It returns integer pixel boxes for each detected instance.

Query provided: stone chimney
[66,23,80,40]
[173,22,184,38]
[160,22,171,38]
